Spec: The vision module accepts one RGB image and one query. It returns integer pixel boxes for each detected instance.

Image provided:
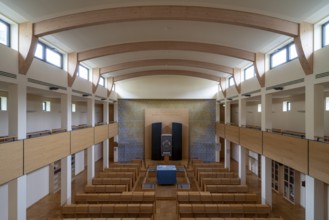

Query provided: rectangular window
[283,101,291,112]
[0,96,7,111]
[326,97,329,111]
[78,65,89,80]
[257,103,261,112]
[322,21,329,47]
[270,42,297,69]
[99,76,105,87]
[228,76,234,87]
[34,42,63,69]
[0,19,10,47]
[42,101,51,112]
[244,65,255,81]
[72,103,76,113]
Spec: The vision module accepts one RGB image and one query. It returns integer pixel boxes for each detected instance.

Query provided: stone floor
[27,159,305,220]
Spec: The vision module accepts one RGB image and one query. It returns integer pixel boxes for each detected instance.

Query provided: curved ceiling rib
[33,5,298,37]
[100,59,234,75]
[78,41,255,62]
[113,69,221,82]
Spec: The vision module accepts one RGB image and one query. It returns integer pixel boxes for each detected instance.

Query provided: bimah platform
[156,165,177,185]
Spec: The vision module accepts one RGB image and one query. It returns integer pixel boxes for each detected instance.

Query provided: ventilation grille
[266,78,304,90]
[316,71,329,79]
[28,78,66,90]
[73,89,91,96]
[227,95,238,100]
[0,71,16,79]
[242,89,261,96]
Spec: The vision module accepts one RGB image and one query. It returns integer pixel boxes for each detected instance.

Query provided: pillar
[305,176,324,220]
[261,155,272,206]
[7,75,27,220]
[103,102,109,169]
[60,91,72,205]
[215,102,220,162]
[224,100,231,170]
[238,97,247,184]
[87,97,95,185]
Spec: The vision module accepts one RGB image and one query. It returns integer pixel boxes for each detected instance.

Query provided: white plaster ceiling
[1,0,329,98]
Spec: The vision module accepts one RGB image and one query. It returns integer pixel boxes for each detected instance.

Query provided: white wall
[0,183,8,220]
[26,166,49,208]
[231,143,239,162]
[72,101,88,126]
[74,150,85,176]
[248,151,258,176]
[94,143,103,162]
[246,101,261,127]
[300,173,306,208]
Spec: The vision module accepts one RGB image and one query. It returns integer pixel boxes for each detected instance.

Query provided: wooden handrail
[0,136,16,144]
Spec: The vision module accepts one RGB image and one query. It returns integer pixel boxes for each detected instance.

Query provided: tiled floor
[27,159,305,220]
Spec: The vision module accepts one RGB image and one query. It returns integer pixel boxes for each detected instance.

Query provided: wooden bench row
[51,218,152,220]
[75,192,155,204]
[195,168,229,181]
[177,192,258,204]
[197,172,237,186]
[98,172,136,183]
[178,204,271,218]
[192,163,224,168]
[85,185,128,193]
[92,178,133,190]
[204,185,249,193]
[180,218,283,220]
[104,167,140,179]
[200,178,241,190]
[62,204,154,218]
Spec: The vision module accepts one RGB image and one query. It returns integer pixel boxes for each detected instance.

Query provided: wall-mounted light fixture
[49,86,59,90]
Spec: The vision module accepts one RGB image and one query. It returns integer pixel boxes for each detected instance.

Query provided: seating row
[84,185,128,193]
[180,218,283,220]
[194,168,229,181]
[197,172,237,186]
[75,191,155,204]
[177,192,258,204]
[204,185,249,193]
[104,167,140,179]
[50,218,152,220]
[200,178,241,191]
[178,204,271,218]
[98,172,136,183]
[92,178,133,190]
[62,204,154,218]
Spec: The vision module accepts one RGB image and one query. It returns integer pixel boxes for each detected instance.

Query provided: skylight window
[228,77,234,87]
[270,42,298,69]
[0,19,10,47]
[99,76,105,87]
[34,42,63,69]
[78,65,89,80]
[322,21,329,47]
[244,65,255,81]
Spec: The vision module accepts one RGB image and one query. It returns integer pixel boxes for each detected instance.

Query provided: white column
[8,176,26,220]
[103,102,109,169]
[60,155,72,205]
[261,155,272,207]
[224,101,231,170]
[238,97,247,184]
[87,98,95,185]
[8,75,27,220]
[238,145,247,184]
[60,91,72,205]
[215,102,220,162]
[305,176,324,220]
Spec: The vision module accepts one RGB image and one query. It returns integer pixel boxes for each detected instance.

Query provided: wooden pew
[51,218,153,220]
[197,172,238,187]
[84,185,128,193]
[179,218,283,220]
[75,191,155,204]
[104,167,139,179]
[177,192,258,204]
[98,172,136,184]
[204,185,249,193]
[177,203,271,218]
[92,177,133,190]
[194,168,229,181]
[62,203,154,218]
[200,178,241,191]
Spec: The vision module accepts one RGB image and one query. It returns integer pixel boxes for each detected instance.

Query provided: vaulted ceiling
[1,0,329,98]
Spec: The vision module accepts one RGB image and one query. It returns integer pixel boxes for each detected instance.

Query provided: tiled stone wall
[117,99,216,162]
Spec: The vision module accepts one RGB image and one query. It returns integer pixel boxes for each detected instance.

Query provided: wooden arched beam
[33,6,298,37]
[100,59,234,75]
[92,68,101,93]
[107,77,114,97]
[113,70,221,82]
[233,68,241,94]
[78,41,255,62]
[254,52,265,87]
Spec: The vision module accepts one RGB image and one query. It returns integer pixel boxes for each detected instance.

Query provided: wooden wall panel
[240,128,263,154]
[0,141,23,185]
[263,132,308,174]
[71,127,94,154]
[145,109,189,160]
[24,133,70,174]
[109,122,118,138]
[225,125,239,144]
[216,123,225,138]
[309,141,329,184]
[94,124,109,144]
